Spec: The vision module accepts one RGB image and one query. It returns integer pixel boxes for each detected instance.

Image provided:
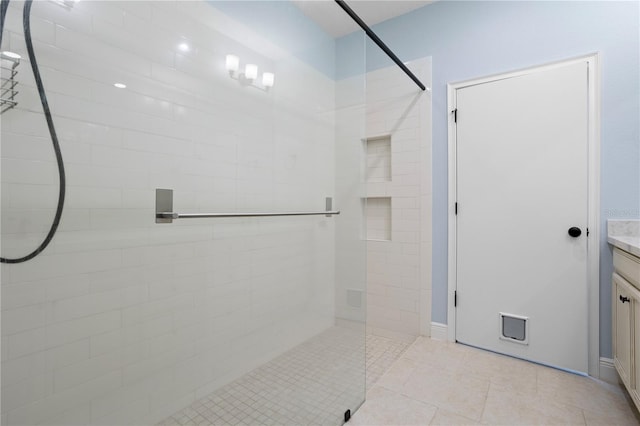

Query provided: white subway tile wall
[365,60,432,339]
[334,73,368,326]
[333,58,432,338]
[1,1,366,424]
[365,197,392,241]
[365,136,391,183]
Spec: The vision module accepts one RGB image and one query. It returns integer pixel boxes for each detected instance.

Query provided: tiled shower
[0,1,430,425]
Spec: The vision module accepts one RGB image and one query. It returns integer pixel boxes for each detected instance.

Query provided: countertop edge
[608,235,640,259]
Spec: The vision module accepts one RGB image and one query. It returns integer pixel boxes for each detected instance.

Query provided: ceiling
[291,0,434,38]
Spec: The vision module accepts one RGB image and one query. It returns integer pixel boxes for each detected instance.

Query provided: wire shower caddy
[1,52,20,114]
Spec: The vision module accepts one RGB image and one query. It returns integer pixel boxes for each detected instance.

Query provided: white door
[455,61,589,373]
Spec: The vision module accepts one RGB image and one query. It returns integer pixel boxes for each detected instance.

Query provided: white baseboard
[431,322,448,341]
[599,357,618,384]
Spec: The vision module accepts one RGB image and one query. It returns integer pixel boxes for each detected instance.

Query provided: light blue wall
[210,0,337,78]
[337,0,640,358]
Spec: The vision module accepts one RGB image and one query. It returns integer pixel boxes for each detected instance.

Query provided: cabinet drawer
[614,247,640,289]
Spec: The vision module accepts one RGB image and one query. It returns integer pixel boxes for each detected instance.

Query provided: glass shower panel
[0,1,366,425]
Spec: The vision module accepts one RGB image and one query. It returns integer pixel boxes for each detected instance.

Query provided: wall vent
[347,289,363,309]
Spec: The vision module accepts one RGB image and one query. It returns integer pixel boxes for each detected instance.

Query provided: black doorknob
[568,227,582,238]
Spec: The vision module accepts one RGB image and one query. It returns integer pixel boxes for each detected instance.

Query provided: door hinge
[454,290,457,307]
[455,202,458,215]
[452,108,458,123]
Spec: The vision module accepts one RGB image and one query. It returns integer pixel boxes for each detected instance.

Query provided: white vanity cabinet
[613,271,635,388]
[612,247,640,409]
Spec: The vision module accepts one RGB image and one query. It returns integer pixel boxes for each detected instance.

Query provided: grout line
[159,327,410,426]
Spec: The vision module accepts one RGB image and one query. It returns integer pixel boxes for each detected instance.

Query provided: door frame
[446,54,601,377]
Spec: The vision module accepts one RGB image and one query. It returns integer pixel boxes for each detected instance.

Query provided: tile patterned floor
[366,334,413,390]
[351,337,640,426]
[159,327,412,426]
[159,333,638,425]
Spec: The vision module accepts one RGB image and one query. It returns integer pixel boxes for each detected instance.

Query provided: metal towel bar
[155,189,339,224]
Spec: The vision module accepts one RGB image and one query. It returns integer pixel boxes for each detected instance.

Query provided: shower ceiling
[291,0,434,38]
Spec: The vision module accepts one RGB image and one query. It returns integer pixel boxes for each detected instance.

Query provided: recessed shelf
[365,135,391,183]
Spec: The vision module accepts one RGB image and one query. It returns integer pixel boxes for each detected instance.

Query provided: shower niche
[363,135,392,242]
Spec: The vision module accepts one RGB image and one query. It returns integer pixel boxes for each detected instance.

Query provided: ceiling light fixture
[225,54,239,75]
[262,72,274,88]
[244,64,258,81]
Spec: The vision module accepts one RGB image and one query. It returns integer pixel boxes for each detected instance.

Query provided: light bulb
[225,54,239,73]
[178,43,190,52]
[262,72,275,88]
[245,64,258,80]
[113,83,127,89]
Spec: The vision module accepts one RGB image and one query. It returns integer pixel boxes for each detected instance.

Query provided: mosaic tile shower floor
[159,327,412,426]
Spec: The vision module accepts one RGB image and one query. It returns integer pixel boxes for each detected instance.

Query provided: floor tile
[583,404,640,426]
[429,408,481,425]
[161,333,640,426]
[481,383,585,425]
[402,337,468,373]
[401,366,490,421]
[458,346,538,395]
[366,334,413,390]
[536,367,632,414]
[349,386,438,426]
[159,327,412,426]
[374,356,419,392]
[369,338,639,426]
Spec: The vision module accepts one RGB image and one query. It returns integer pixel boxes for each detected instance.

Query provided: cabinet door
[613,273,633,387]
[634,301,640,403]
